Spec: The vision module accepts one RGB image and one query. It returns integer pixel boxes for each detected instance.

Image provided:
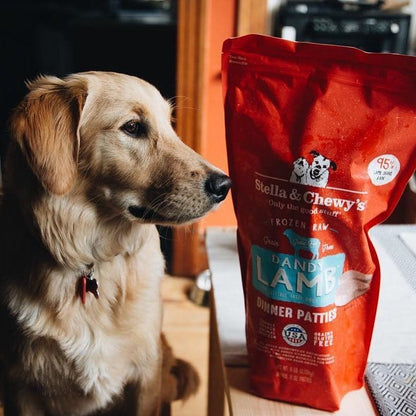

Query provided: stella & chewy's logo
[289,150,337,188]
[282,324,307,347]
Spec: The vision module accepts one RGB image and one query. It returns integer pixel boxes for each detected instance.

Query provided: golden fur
[0,72,230,415]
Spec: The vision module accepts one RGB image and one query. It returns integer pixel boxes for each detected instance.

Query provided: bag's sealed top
[222,35,416,411]
[223,34,416,90]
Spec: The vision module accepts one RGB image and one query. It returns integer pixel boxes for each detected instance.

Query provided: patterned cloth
[366,363,416,416]
[366,227,416,415]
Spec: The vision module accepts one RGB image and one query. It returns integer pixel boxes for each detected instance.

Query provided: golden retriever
[0,71,231,415]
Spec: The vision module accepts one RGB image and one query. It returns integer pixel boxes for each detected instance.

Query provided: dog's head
[309,150,337,179]
[293,157,309,176]
[8,72,231,225]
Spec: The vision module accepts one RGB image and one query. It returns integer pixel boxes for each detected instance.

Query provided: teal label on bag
[252,245,345,307]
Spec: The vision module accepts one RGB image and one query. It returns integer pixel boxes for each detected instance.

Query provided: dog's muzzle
[204,173,232,203]
[127,173,231,223]
[311,168,322,178]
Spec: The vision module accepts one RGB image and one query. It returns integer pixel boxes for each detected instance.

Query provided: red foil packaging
[222,35,416,411]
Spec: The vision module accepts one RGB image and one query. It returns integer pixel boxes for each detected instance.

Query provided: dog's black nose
[205,174,232,203]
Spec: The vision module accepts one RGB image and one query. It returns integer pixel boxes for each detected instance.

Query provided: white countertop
[206,224,416,367]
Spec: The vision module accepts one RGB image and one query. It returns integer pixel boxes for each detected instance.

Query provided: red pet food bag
[222,34,416,411]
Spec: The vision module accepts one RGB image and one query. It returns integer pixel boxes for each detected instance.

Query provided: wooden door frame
[172,0,267,277]
[171,0,208,277]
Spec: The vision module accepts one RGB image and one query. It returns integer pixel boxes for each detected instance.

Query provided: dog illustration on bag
[307,150,337,187]
[284,229,320,260]
[289,157,309,184]
[289,150,337,188]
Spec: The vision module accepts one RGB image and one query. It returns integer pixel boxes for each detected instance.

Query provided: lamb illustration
[283,229,320,260]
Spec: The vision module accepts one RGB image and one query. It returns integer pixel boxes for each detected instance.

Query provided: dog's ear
[9,75,88,195]
[310,150,319,157]
[330,161,337,171]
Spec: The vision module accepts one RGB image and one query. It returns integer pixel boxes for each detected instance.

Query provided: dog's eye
[121,120,147,138]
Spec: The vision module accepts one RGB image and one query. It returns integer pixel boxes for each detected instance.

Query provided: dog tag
[79,267,99,304]
[86,277,99,299]
[79,276,87,304]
